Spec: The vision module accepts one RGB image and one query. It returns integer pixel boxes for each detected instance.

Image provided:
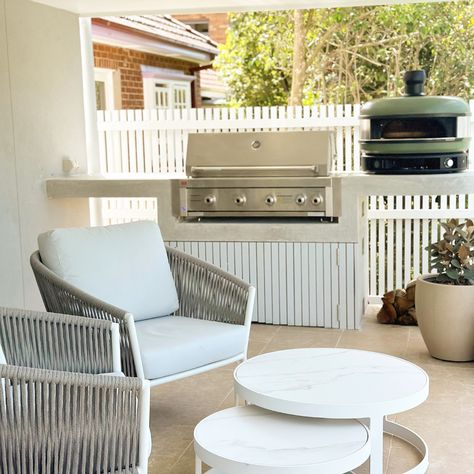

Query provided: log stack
[377,280,417,325]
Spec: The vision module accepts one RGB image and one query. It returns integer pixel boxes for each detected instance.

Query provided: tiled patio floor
[148,305,474,473]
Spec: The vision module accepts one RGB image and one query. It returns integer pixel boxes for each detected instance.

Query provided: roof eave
[92,19,216,64]
[96,17,218,55]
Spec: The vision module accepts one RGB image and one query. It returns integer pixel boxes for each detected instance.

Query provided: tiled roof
[103,15,219,56]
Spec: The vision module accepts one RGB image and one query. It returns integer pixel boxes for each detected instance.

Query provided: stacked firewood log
[377,280,417,326]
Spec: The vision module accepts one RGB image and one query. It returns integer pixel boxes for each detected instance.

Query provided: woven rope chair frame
[31,246,254,379]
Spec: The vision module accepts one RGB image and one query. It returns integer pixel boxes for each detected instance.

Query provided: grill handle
[190,165,321,178]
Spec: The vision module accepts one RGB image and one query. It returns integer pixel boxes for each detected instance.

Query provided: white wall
[0,0,23,307]
[0,0,90,309]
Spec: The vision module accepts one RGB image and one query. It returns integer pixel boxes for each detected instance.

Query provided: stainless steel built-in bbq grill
[173,131,341,219]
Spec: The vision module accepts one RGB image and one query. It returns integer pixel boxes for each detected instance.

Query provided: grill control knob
[311,195,323,206]
[234,195,247,206]
[295,194,307,206]
[444,157,455,168]
[265,194,276,206]
[204,194,216,205]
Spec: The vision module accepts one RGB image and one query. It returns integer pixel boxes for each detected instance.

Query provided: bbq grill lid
[185,130,334,178]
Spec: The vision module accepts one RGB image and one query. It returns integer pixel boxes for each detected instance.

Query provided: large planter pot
[416,274,474,362]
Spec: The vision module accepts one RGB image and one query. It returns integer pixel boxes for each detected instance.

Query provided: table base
[368,417,428,474]
[203,467,357,474]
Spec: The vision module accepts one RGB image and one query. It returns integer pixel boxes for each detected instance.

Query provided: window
[95,81,107,110]
[173,84,191,108]
[183,20,209,36]
[94,68,116,110]
[143,78,192,109]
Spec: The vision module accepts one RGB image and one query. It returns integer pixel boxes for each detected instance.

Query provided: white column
[79,17,100,174]
[79,17,102,225]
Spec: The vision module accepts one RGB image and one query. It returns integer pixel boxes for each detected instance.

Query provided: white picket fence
[96,105,361,175]
[367,194,474,301]
[96,105,474,299]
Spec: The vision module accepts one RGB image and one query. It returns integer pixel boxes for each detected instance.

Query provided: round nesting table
[194,405,370,474]
[234,348,429,474]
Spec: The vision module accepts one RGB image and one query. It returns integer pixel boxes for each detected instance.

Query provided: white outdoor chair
[0,306,150,473]
[30,221,255,386]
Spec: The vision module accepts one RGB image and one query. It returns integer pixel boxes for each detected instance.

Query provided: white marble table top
[234,348,429,418]
[194,405,370,474]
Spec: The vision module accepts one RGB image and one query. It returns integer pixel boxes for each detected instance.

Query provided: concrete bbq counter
[45,171,474,330]
[46,172,474,242]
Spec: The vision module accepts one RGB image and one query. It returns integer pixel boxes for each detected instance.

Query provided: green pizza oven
[360,70,471,173]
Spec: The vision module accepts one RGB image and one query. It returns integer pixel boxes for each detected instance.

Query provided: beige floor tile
[263,325,342,351]
[336,326,409,358]
[168,444,199,474]
[395,401,474,473]
[422,366,474,405]
[246,339,270,358]
[248,322,281,343]
[385,435,423,473]
[147,305,472,473]
[148,455,176,474]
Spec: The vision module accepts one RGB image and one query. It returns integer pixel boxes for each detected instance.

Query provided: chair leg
[195,454,202,474]
[235,357,246,406]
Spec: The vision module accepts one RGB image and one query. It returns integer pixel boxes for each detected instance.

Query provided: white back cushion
[38,221,179,321]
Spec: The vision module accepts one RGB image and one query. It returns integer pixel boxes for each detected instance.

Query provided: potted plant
[416,218,474,361]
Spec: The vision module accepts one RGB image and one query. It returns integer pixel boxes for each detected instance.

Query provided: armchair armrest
[31,251,138,377]
[0,307,120,374]
[0,364,150,473]
[166,246,256,326]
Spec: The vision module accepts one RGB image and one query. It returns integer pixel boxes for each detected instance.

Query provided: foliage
[215,2,474,106]
[427,219,474,285]
[214,12,294,106]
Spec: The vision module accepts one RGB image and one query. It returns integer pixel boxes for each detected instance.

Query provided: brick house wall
[174,13,229,44]
[93,43,202,109]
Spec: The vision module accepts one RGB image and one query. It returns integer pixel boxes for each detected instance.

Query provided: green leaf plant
[427,219,474,285]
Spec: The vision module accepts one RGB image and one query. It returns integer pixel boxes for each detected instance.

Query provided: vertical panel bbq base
[166,241,366,329]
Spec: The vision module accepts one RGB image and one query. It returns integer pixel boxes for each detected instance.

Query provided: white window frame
[94,67,116,110]
[143,77,192,109]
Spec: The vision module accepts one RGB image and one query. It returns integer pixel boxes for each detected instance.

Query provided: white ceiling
[30,0,450,17]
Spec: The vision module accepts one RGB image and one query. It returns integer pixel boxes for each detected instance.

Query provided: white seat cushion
[135,316,247,380]
[38,221,179,321]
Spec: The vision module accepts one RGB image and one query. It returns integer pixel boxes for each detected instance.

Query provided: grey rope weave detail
[166,246,251,325]
[30,251,137,377]
[0,365,142,473]
[0,307,116,374]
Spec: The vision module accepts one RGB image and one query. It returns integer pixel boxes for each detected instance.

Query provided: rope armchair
[30,221,256,385]
[0,307,151,474]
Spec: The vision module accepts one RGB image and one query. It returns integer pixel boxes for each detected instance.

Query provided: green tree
[214,11,294,106]
[215,2,474,106]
